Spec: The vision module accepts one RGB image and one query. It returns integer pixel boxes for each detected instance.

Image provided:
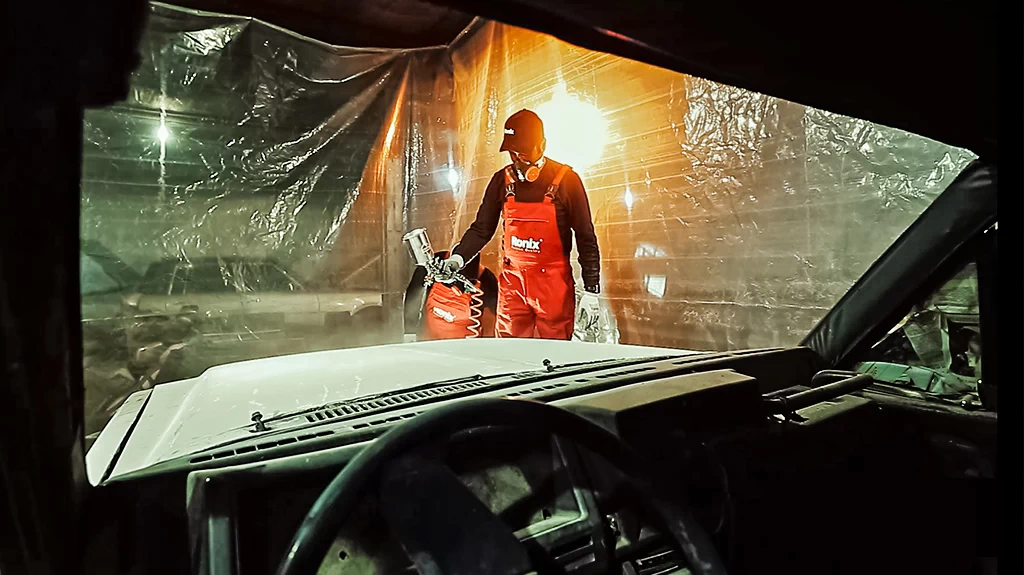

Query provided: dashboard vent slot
[303,379,493,423]
[188,430,334,464]
[550,534,595,568]
[503,381,570,397]
[633,546,684,575]
[594,366,656,379]
[351,410,422,430]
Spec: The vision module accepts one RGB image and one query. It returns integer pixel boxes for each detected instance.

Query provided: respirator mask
[513,154,545,183]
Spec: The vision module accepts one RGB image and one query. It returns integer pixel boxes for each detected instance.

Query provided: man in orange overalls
[440,109,601,340]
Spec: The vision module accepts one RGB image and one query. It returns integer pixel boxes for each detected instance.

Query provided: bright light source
[157,125,170,143]
[624,187,635,210]
[447,168,460,189]
[534,85,608,172]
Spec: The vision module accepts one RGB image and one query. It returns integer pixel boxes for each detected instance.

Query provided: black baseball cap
[499,109,544,153]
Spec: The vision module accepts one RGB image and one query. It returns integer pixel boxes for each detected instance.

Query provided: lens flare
[534,86,608,172]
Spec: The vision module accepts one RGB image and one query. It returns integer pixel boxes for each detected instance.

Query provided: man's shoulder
[487,166,514,186]
[545,159,583,188]
[546,158,579,177]
[545,157,568,171]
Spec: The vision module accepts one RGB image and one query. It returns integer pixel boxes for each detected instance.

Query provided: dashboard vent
[594,365,656,379]
[502,381,570,397]
[299,359,671,427]
[304,379,492,424]
[350,410,423,430]
[551,534,594,567]
[632,546,684,575]
[186,360,680,467]
[188,429,335,464]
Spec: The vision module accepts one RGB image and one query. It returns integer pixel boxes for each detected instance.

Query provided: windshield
[80,5,975,449]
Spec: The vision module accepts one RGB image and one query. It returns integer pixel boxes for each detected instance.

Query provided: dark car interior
[84,342,997,574]
[0,0,1009,574]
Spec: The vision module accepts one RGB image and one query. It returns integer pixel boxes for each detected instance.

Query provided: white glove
[580,291,601,320]
[440,254,464,275]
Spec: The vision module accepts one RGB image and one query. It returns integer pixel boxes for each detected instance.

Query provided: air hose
[466,285,484,338]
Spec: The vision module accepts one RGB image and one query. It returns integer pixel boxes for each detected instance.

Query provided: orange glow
[534,85,608,172]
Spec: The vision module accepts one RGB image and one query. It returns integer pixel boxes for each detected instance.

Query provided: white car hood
[88,338,695,483]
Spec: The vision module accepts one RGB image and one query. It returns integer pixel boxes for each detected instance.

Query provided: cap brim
[499,136,513,152]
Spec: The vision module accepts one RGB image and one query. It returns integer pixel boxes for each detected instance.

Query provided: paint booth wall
[80,3,459,434]
[446,21,975,351]
[80,4,974,434]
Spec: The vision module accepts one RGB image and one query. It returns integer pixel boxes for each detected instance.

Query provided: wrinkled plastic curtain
[80,3,456,435]
[447,21,975,350]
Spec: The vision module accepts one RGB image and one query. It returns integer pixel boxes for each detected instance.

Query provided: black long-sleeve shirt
[453,159,601,289]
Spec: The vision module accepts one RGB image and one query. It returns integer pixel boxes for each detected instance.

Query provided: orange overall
[497,164,575,339]
[421,281,495,340]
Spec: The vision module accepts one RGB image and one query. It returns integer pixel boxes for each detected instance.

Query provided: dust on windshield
[80,4,975,441]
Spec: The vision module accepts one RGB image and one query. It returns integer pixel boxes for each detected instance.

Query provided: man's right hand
[439,254,464,275]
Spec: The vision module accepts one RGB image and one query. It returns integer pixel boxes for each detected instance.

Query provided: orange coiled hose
[467,285,484,338]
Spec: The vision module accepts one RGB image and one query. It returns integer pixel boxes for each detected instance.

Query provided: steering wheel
[275,397,726,575]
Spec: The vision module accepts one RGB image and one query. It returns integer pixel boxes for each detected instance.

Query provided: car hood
[88,338,695,483]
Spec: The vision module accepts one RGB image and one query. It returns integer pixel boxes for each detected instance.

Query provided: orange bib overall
[497,164,575,339]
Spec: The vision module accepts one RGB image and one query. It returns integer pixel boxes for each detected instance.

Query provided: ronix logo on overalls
[432,306,456,323]
[510,235,542,253]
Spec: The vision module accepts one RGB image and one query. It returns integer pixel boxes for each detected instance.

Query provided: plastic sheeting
[446,21,975,351]
[80,3,457,435]
[81,6,975,435]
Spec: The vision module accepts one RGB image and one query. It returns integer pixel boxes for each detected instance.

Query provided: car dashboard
[92,347,922,575]
[178,351,810,575]
[189,411,700,575]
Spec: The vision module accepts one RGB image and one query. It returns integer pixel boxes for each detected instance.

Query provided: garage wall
[447,21,976,351]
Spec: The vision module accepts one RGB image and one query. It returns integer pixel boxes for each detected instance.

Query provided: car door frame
[802,159,998,410]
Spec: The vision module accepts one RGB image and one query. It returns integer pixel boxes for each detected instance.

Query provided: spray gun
[403,228,477,293]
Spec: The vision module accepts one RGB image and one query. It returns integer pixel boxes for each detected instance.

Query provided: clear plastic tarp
[81,5,974,436]
[81,3,457,435]
[447,21,975,350]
